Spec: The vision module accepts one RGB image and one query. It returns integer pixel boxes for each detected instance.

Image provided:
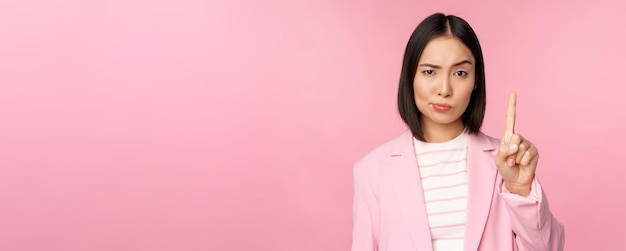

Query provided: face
[413,36,475,130]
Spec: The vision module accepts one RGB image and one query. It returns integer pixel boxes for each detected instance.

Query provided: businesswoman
[351,13,565,251]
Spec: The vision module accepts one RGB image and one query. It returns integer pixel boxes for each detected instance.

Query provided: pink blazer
[352,130,564,251]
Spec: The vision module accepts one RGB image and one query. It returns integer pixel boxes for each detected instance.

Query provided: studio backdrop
[1,0,624,250]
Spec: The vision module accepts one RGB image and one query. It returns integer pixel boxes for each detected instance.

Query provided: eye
[422,70,435,75]
[454,70,468,77]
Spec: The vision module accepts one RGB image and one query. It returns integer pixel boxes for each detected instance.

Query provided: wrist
[503,182,531,197]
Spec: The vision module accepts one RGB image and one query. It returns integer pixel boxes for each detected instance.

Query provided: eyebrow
[418,60,473,68]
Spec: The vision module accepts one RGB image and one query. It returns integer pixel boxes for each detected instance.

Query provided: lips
[432,103,451,112]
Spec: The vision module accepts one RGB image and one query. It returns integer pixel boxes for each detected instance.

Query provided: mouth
[432,103,452,112]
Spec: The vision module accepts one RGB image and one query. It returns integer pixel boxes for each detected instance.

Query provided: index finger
[504,92,517,137]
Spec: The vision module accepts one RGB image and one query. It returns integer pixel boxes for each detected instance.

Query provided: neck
[421,120,465,143]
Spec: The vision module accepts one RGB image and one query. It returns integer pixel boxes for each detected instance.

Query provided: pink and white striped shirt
[413,129,469,251]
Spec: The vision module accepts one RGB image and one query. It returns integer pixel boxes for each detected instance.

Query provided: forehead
[419,36,474,63]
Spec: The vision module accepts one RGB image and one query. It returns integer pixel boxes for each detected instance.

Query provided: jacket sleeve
[498,177,565,251]
[352,163,379,251]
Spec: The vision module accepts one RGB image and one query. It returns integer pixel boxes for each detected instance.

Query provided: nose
[437,76,452,97]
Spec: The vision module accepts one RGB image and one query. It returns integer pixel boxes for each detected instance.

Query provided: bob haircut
[397,13,486,141]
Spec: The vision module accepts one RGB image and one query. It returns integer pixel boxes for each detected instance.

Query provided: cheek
[460,84,475,106]
[413,87,431,106]
[461,85,474,97]
[412,78,431,98]
[458,78,475,94]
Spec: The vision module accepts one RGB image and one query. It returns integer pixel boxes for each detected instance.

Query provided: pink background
[1,0,624,250]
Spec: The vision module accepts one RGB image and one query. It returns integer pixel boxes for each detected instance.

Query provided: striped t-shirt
[413,130,469,251]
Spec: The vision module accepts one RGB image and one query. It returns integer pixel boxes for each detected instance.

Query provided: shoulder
[469,131,501,150]
[480,131,501,145]
[354,130,412,172]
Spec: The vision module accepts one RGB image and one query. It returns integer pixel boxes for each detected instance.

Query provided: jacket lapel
[464,132,498,251]
[389,131,499,251]
[388,130,433,251]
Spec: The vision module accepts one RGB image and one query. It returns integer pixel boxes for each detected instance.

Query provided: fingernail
[509,144,517,151]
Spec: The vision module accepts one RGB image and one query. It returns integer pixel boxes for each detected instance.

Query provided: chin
[432,115,463,125]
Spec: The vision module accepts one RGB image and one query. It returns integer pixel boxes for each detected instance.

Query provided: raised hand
[494,92,538,196]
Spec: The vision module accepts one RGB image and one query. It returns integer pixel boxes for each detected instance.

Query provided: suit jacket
[352,130,564,251]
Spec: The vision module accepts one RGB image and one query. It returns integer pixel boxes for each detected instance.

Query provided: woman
[351,13,565,251]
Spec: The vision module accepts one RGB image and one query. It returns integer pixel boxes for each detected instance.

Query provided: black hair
[397,13,486,141]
